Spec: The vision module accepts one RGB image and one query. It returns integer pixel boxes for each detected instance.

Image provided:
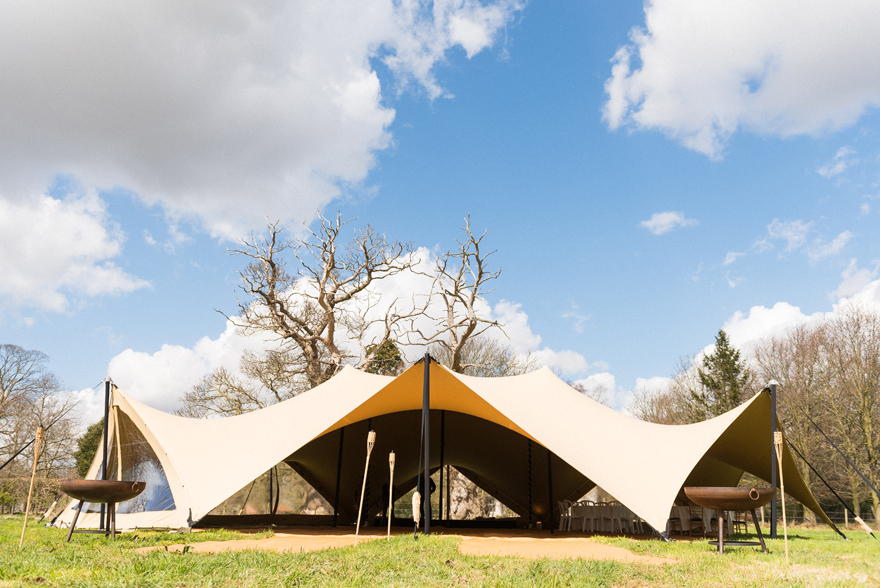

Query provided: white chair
[629,508,645,534]
[583,502,601,533]
[600,504,623,534]
[617,506,635,533]
[571,502,588,532]
[557,500,572,531]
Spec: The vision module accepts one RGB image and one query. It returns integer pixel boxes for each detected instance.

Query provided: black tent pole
[100,379,111,533]
[770,381,778,539]
[333,427,345,527]
[547,448,554,534]
[422,352,431,535]
[528,439,533,527]
[439,410,445,525]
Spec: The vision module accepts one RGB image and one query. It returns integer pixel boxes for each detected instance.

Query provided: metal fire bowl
[684,487,776,511]
[61,480,146,504]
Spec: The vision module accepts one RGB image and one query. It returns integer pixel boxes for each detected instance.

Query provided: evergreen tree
[363,340,404,376]
[687,330,753,421]
[74,419,104,478]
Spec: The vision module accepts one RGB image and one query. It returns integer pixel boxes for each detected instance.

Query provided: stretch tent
[56,360,835,534]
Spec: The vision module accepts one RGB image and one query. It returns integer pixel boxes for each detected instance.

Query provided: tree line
[627,305,880,524]
[0,344,83,512]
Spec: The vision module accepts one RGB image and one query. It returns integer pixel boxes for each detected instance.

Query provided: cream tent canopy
[56,360,834,533]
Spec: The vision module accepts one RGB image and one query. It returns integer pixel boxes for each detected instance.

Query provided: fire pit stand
[60,480,145,541]
[684,487,776,554]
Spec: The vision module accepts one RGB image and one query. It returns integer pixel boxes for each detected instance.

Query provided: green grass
[2,515,878,587]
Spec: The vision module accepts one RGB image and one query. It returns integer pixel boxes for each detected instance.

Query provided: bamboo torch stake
[355,430,376,545]
[387,451,395,540]
[19,427,45,549]
[774,432,789,565]
[412,490,421,540]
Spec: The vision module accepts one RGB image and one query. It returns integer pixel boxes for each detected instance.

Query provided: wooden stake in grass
[19,427,44,549]
[774,431,789,565]
[412,490,421,539]
[854,515,875,536]
[387,451,395,541]
[355,430,376,545]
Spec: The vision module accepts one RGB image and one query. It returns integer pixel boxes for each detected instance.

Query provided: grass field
[2,515,879,587]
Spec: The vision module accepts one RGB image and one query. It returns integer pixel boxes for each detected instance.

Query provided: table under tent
[55,359,836,536]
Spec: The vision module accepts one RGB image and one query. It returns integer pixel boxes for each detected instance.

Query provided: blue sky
[2,0,879,420]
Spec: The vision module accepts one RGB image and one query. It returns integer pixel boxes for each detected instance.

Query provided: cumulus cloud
[833,258,880,300]
[818,147,857,178]
[639,211,698,235]
[716,277,880,355]
[604,0,880,158]
[0,0,523,239]
[722,302,819,353]
[572,372,616,403]
[0,191,148,312]
[108,320,277,411]
[837,278,880,312]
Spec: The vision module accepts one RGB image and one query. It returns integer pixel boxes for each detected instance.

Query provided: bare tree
[430,337,535,378]
[627,357,698,425]
[180,215,507,418]
[753,323,829,524]
[228,213,419,388]
[1,345,55,425]
[176,346,311,418]
[0,345,79,479]
[570,381,611,406]
[817,305,880,522]
[413,216,502,374]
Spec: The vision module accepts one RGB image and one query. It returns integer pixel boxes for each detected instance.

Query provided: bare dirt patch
[136,527,673,564]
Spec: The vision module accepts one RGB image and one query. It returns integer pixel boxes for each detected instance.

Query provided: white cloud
[807,231,853,263]
[724,251,745,266]
[715,280,880,357]
[604,0,880,158]
[531,349,592,375]
[818,146,857,178]
[0,0,523,239]
[490,300,593,375]
[639,211,698,235]
[0,191,148,312]
[731,219,849,266]
[832,258,880,300]
[108,320,276,411]
[572,372,616,402]
[860,203,871,216]
[766,218,812,251]
[836,278,880,312]
[722,302,818,353]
